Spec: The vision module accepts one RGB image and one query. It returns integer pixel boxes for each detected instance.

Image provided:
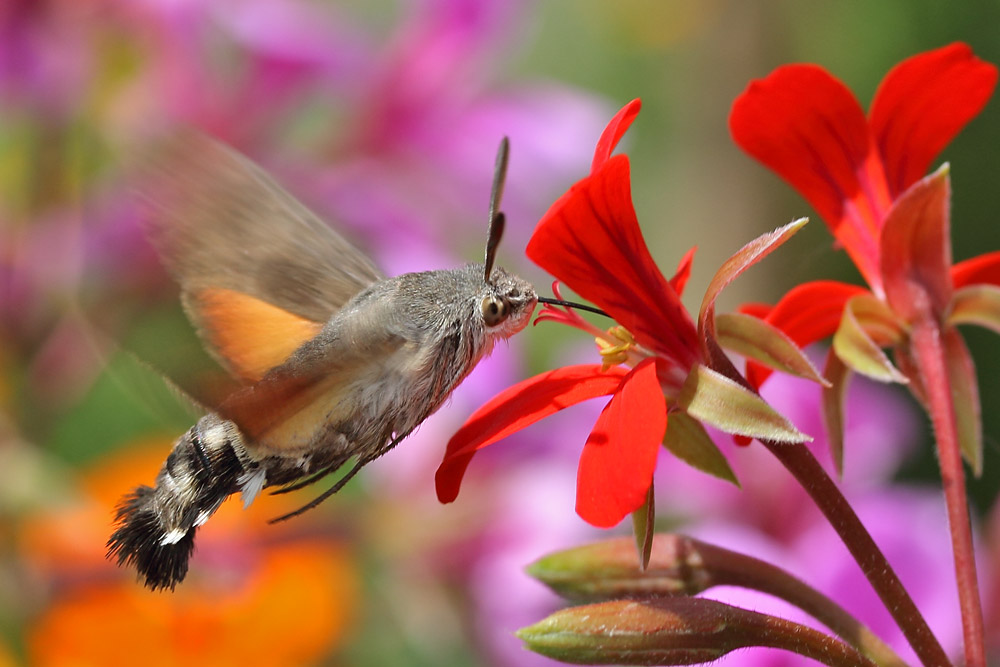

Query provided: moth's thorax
[382,263,537,339]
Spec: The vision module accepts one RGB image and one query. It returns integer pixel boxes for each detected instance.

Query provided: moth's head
[476,136,536,337]
[480,266,537,338]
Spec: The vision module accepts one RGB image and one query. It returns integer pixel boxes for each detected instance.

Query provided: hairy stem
[909,319,985,667]
[707,342,948,664]
[691,538,907,666]
[760,439,950,667]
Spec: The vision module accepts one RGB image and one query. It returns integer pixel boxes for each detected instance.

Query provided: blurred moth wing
[138,134,403,447]
[139,133,383,381]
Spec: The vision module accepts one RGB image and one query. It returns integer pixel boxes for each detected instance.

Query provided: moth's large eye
[481,295,509,327]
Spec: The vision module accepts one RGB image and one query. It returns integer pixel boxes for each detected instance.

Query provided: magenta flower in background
[0,0,94,114]
[305,0,611,267]
[101,0,609,270]
[108,0,368,146]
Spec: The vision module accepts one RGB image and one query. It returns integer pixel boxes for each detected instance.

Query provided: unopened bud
[517,598,871,667]
[526,535,712,602]
[516,598,725,665]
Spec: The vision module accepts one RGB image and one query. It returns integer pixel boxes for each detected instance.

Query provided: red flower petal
[435,364,628,504]
[575,359,666,528]
[744,280,868,388]
[592,99,642,173]
[879,167,953,322]
[953,250,1000,289]
[730,64,890,290]
[527,155,700,368]
[871,43,998,198]
[738,302,772,319]
[669,246,696,297]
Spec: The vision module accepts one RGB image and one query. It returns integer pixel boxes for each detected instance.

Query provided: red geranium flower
[730,43,999,663]
[437,100,811,529]
[730,43,999,471]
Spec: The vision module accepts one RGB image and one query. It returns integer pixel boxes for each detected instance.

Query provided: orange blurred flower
[19,437,359,667]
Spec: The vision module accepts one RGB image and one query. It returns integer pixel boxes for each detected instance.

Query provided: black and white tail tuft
[106,415,247,591]
[108,486,197,591]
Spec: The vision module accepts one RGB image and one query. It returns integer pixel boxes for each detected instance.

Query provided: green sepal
[832,295,908,383]
[879,165,953,322]
[948,284,1000,335]
[698,218,809,345]
[715,312,829,386]
[663,411,739,486]
[630,484,655,571]
[676,365,809,443]
[821,348,851,477]
[943,329,983,477]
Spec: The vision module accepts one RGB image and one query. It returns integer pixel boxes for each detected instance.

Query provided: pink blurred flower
[98,0,608,267]
[0,0,95,114]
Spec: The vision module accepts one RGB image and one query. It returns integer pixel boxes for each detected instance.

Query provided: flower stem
[760,438,951,667]
[706,344,947,663]
[689,538,907,666]
[909,318,986,667]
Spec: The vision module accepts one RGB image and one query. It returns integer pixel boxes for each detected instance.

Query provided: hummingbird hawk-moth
[107,135,539,590]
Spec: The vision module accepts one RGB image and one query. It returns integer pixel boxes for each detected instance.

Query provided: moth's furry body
[244,265,533,461]
[108,135,536,590]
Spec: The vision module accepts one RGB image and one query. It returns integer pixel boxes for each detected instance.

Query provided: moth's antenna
[484,136,510,285]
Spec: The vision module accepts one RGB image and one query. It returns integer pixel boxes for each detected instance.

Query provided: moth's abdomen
[107,416,248,591]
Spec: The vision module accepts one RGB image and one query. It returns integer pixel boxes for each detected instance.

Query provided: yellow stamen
[596,326,637,371]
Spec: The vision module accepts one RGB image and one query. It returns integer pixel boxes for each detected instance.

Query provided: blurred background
[2,0,999,665]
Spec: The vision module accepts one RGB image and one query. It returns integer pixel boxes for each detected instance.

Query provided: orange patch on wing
[220,366,357,453]
[192,288,323,382]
